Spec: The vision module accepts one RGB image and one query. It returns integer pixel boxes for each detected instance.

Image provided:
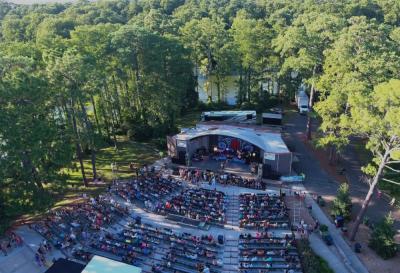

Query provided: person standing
[0,243,7,256]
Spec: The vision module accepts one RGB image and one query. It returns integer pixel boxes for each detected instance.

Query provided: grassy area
[51,135,161,208]
[17,111,202,220]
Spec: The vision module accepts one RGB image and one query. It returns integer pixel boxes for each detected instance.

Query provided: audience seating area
[163,188,226,227]
[127,222,224,273]
[32,194,129,250]
[25,166,309,273]
[179,168,266,190]
[239,193,289,229]
[239,233,303,273]
[113,174,182,212]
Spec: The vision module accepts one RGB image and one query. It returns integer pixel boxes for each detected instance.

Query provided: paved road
[283,112,400,229]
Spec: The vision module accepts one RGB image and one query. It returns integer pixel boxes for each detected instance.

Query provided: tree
[369,213,397,259]
[180,17,230,102]
[341,79,400,241]
[47,49,98,186]
[315,16,400,160]
[274,11,345,139]
[0,53,73,207]
[231,10,274,104]
[331,183,352,220]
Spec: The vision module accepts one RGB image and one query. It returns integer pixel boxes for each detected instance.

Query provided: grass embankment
[7,112,203,232]
[56,136,161,206]
[54,111,202,208]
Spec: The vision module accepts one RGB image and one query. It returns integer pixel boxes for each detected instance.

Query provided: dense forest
[0,0,399,237]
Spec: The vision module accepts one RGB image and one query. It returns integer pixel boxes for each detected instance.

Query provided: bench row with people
[239,193,290,229]
[239,233,303,273]
[127,222,224,273]
[178,168,266,190]
[162,188,226,226]
[32,194,129,251]
[113,174,182,212]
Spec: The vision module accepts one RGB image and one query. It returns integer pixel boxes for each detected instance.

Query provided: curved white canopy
[177,124,289,154]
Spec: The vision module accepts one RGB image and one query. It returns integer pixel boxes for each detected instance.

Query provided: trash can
[335,215,344,228]
[354,242,362,253]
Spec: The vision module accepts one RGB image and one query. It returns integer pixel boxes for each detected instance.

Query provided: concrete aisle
[308,233,350,273]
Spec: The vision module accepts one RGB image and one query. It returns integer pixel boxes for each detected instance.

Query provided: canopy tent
[82,255,142,273]
[178,124,289,154]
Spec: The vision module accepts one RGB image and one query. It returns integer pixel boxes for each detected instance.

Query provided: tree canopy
[0,0,400,237]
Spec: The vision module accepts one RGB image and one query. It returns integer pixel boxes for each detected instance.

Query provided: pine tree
[331,183,352,220]
[369,213,397,259]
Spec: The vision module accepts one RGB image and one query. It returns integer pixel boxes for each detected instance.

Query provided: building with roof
[167,124,292,175]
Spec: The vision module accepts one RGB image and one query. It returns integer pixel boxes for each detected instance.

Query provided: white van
[297,96,309,114]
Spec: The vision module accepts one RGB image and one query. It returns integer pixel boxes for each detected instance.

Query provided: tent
[82,255,142,273]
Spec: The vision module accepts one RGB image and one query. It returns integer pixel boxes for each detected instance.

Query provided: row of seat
[239,193,290,229]
[239,233,302,273]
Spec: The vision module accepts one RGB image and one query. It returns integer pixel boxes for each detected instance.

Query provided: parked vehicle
[297,96,309,114]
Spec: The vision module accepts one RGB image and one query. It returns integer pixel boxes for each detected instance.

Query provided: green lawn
[47,111,202,209]
[51,135,161,208]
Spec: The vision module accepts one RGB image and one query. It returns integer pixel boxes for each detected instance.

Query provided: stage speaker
[172,167,179,175]
[171,151,185,165]
[262,164,280,179]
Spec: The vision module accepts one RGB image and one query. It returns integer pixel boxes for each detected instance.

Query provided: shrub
[127,122,153,141]
[195,101,233,111]
[369,213,397,259]
[331,183,352,220]
[319,224,329,233]
[153,138,167,151]
[297,239,334,273]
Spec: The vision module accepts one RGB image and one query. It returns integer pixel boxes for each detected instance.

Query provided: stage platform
[171,158,257,178]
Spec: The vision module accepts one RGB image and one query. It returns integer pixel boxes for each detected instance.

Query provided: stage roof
[177,124,290,154]
[262,113,283,119]
[82,255,142,273]
[201,110,256,116]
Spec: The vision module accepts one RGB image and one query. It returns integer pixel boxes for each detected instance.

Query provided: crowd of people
[239,193,289,229]
[32,194,129,252]
[239,233,302,273]
[163,188,226,226]
[127,221,224,273]
[179,168,266,189]
[6,162,306,273]
[113,173,182,212]
[88,228,154,267]
[0,231,23,256]
[34,240,52,267]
